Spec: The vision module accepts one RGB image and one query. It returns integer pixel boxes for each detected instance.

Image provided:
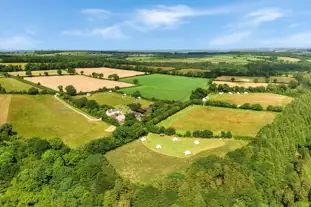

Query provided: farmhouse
[106,109,125,123]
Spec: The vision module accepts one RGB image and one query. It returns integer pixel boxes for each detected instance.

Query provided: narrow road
[54,95,102,122]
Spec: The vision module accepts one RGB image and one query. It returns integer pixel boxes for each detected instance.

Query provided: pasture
[0,77,34,91]
[75,67,145,78]
[106,135,248,183]
[9,69,69,77]
[6,95,111,148]
[210,93,293,108]
[25,75,134,92]
[214,80,269,87]
[79,92,153,107]
[215,76,295,84]
[158,105,276,137]
[0,95,12,125]
[120,74,209,101]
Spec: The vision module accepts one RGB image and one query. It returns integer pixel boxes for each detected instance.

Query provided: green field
[120,74,209,101]
[77,92,153,108]
[210,93,293,108]
[106,134,248,183]
[158,105,277,137]
[0,77,35,91]
[6,95,111,148]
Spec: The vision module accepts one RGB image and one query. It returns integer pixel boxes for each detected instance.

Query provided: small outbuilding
[86,93,92,97]
[156,145,162,150]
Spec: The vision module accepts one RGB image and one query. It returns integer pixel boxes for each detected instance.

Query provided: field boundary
[54,95,102,121]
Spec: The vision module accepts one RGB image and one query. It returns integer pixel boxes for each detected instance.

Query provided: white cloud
[261,32,311,47]
[25,27,36,36]
[209,31,252,46]
[246,8,285,26]
[130,4,229,31]
[62,25,127,40]
[288,23,301,28]
[81,9,111,21]
[0,36,38,50]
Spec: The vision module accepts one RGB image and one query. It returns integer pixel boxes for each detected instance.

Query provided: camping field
[78,92,153,107]
[25,75,134,92]
[215,76,295,84]
[210,93,294,108]
[120,74,209,101]
[158,105,277,137]
[9,69,69,77]
[0,77,35,91]
[6,95,112,148]
[213,80,269,87]
[75,67,145,78]
[106,134,248,183]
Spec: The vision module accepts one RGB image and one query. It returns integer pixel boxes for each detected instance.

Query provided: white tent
[194,140,200,145]
[219,92,224,95]
[237,92,240,94]
[141,137,146,142]
[244,92,249,94]
[137,96,142,100]
[229,92,233,95]
[172,137,179,142]
[122,93,127,96]
[109,90,112,93]
[184,151,191,155]
[156,145,162,149]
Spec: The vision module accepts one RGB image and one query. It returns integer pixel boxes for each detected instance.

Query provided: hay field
[9,70,69,77]
[79,92,153,107]
[179,69,209,73]
[106,136,247,183]
[158,106,276,137]
[0,95,12,125]
[120,74,209,101]
[215,76,294,84]
[214,81,269,87]
[7,95,111,148]
[122,65,176,71]
[210,93,293,108]
[25,75,134,92]
[278,57,300,62]
[75,67,145,78]
[0,77,34,91]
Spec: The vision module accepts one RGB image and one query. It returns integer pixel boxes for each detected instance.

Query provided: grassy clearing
[214,80,269,87]
[0,77,34,91]
[0,95,12,125]
[77,92,153,107]
[120,74,209,101]
[210,93,293,108]
[9,70,69,77]
[215,76,295,84]
[7,95,111,148]
[106,135,248,183]
[0,62,27,69]
[158,105,276,137]
[278,57,300,62]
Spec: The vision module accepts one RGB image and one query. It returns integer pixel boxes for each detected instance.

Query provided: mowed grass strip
[158,105,277,137]
[120,74,209,101]
[0,95,12,125]
[143,134,248,158]
[9,70,69,77]
[0,77,34,91]
[106,135,248,183]
[77,92,153,107]
[7,95,111,148]
[210,93,293,108]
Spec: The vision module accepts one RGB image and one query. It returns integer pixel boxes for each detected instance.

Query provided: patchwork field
[6,95,111,148]
[25,75,134,92]
[79,92,153,107]
[215,76,295,84]
[0,77,34,91]
[214,81,269,87]
[158,106,277,137]
[0,95,12,125]
[75,67,145,78]
[106,135,248,183]
[9,69,69,77]
[210,93,293,108]
[120,74,209,101]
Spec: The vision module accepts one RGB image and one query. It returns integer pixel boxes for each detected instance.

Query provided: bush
[65,85,77,96]
[28,87,39,95]
[250,104,263,111]
[267,105,283,112]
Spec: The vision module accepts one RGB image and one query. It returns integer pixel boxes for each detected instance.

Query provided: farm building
[106,109,125,123]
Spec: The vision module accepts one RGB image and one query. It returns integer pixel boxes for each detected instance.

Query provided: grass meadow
[0,77,35,91]
[158,105,277,137]
[7,95,111,148]
[120,74,209,101]
[0,95,12,125]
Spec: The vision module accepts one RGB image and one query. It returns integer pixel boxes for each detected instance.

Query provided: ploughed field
[210,93,293,108]
[2,95,111,148]
[0,77,36,92]
[158,105,277,137]
[75,67,145,78]
[106,134,248,183]
[25,75,134,92]
[120,74,209,101]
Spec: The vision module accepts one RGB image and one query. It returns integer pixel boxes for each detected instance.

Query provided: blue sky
[1,0,311,50]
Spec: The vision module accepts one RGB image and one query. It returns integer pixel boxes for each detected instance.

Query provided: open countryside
[0,77,37,91]
[75,67,145,78]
